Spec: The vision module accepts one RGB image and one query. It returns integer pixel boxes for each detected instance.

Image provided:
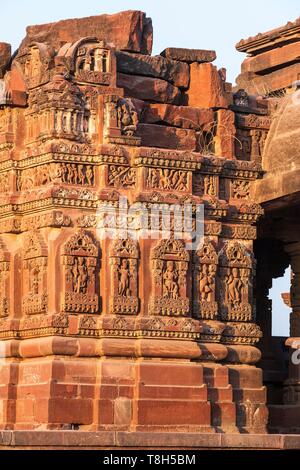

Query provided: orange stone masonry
[0,9,284,436]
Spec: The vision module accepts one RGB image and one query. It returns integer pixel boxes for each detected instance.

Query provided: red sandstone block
[21,10,153,54]
[207,387,233,403]
[114,397,132,426]
[101,361,134,385]
[47,398,93,425]
[136,400,211,426]
[236,62,300,94]
[241,42,300,74]
[228,366,263,388]
[140,102,214,130]
[214,109,236,158]
[187,62,232,108]
[137,362,204,386]
[97,399,114,425]
[0,42,11,78]
[139,123,196,150]
[233,388,267,403]
[116,51,189,88]
[161,47,216,64]
[16,383,51,398]
[137,384,207,400]
[49,383,79,398]
[211,402,236,427]
[117,73,182,104]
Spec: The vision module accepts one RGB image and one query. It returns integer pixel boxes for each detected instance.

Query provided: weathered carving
[107,165,136,188]
[193,239,218,320]
[61,230,99,314]
[149,238,190,316]
[17,162,95,190]
[0,238,10,317]
[110,238,139,314]
[231,179,250,199]
[146,168,188,192]
[219,241,254,322]
[22,231,48,314]
[193,174,218,197]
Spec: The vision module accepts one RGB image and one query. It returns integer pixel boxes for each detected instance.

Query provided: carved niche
[103,96,140,146]
[109,238,139,315]
[60,37,116,87]
[61,230,99,314]
[219,241,254,322]
[149,239,190,317]
[193,238,218,320]
[0,238,10,317]
[22,231,48,315]
[16,43,53,89]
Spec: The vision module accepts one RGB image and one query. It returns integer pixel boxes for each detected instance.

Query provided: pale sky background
[1,0,296,335]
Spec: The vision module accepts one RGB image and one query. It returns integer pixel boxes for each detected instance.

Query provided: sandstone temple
[0,10,300,449]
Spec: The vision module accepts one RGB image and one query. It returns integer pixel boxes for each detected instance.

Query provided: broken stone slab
[160,47,216,64]
[0,43,11,78]
[137,102,214,130]
[116,51,189,88]
[236,62,300,95]
[187,62,232,108]
[138,123,196,150]
[241,42,300,74]
[20,10,153,54]
[117,73,182,104]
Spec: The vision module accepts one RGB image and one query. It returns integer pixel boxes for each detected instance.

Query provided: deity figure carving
[193,239,218,319]
[219,241,253,321]
[149,239,190,317]
[117,99,138,136]
[0,238,10,318]
[62,231,99,314]
[22,231,48,315]
[163,261,179,299]
[110,238,139,314]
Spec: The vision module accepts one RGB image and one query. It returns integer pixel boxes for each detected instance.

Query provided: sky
[1,0,296,335]
[2,0,300,83]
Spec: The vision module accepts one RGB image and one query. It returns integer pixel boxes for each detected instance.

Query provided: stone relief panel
[22,231,48,315]
[231,179,250,200]
[0,238,10,318]
[61,230,100,314]
[107,165,136,188]
[193,174,218,197]
[149,238,190,316]
[146,168,188,192]
[193,238,218,320]
[219,241,254,322]
[17,163,94,190]
[109,238,139,315]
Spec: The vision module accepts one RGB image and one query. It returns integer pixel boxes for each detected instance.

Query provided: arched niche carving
[0,238,10,318]
[109,238,139,315]
[61,230,100,314]
[219,241,254,322]
[149,238,190,317]
[193,238,218,320]
[15,42,54,89]
[22,231,48,315]
[58,37,116,86]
